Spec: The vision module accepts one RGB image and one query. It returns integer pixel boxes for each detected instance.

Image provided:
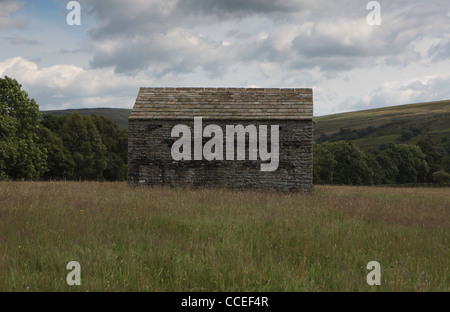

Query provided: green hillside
[41,100,450,150]
[314,100,450,150]
[41,108,131,129]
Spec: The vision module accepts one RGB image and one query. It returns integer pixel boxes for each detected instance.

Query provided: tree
[62,113,108,180]
[328,141,374,185]
[382,143,429,184]
[368,149,398,185]
[41,113,129,181]
[316,133,328,144]
[0,76,47,180]
[444,156,450,173]
[432,170,450,184]
[313,141,373,185]
[43,113,108,180]
[89,114,128,181]
[417,138,443,182]
[401,129,414,141]
[313,143,337,184]
[36,124,75,180]
[365,151,384,185]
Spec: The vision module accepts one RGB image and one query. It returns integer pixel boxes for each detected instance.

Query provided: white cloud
[0,0,27,29]
[89,28,234,76]
[259,62,278,77]
[0,57,158,110]
[428,35,450,61]
[81,0,450,76]
[2,0,449,116]
[4,35,39,45]
[83,0,312,75]
[338,74,450,113]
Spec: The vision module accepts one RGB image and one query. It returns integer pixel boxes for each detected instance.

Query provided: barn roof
[129,88,313,120]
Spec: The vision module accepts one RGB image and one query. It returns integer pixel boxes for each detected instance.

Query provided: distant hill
[41,108,131,129]
[41,100,450,150]
[314,100,450,150]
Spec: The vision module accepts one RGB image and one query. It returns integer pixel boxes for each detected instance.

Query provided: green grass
[315,100,450,149]
[353,134,402,149]
[428,128,450,134]
[0,182,448,292]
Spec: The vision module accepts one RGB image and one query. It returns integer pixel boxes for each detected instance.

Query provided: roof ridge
[130,88,313,120]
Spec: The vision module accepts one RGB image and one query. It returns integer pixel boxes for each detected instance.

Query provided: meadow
[0,182,448,292]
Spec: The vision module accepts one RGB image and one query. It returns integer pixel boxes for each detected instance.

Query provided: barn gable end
[128,88,313,192]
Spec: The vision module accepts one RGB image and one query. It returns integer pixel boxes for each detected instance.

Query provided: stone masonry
[128,88,313,192]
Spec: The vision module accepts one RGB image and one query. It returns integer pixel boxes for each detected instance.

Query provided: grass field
[0,182,448,292]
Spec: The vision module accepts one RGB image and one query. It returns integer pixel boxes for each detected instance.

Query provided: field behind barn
[0,182,448,292]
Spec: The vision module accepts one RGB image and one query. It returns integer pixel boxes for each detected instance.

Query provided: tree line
[1,76,449,184]
[0,76,127,181]
[314,140,450,185]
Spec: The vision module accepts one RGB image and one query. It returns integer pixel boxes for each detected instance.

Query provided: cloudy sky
[0,0,449,116]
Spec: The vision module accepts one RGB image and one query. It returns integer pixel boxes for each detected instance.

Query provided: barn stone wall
[127,119,313,192]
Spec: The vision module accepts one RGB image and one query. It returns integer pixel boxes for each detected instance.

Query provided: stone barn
[128,88,313,192]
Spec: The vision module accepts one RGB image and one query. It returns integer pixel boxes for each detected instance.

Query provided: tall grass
[0,182,448,291]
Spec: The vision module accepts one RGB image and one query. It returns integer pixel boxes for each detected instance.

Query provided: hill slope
[41,108,131,129]
[314,100,450,149]
[41,100,450,150]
